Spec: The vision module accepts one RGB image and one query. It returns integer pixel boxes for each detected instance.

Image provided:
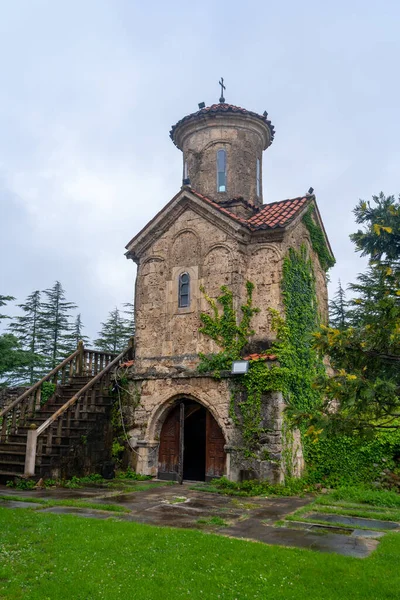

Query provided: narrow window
[178,272,190,308]
[184,160,189,180]
[217,149,226,192]
[256,158,260,197]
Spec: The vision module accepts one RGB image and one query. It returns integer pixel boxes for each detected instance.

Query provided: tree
[67,313,90,350]
[0,295,15,320]
[38,281,77,369]
[0,334,36,386]
[328,280,349,329]
[123,302,135,338]
[7,290,44,384]
[94,307,132,354]
[305,193,400,437]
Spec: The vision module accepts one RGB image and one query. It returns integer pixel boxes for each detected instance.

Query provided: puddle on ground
[307,512,400,530]
[310,524,353,535]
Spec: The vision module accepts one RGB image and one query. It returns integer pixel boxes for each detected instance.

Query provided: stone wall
[173,114,271,206]
[119,369,303,483]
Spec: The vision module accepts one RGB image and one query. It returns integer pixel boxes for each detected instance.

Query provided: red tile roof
[247,196,309,229]
[189,188,310,231]
[243,353,277,361]
[170,103,275,146]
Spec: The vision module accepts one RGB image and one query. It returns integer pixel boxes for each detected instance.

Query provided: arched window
[217,149,226,192]
[256,158,260,197]
[178,272,190,308]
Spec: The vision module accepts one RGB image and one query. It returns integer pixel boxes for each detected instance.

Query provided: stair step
[0,470,24,478]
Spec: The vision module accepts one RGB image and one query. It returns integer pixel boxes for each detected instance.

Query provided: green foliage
[68,313,90,348]
[198,247,323,463]
[302,206,335,270]
[7,290,44,384]
[304,429,400,487]
[280,246,325,413]
[350,192,400,268]
[0,334,36,387]
[207,476,314,497]
[198,281,259,374]
[6,478,36,490]
[40,381,56,405]
[38,281,78,370]
[115,468,152,481]
[321,483,400,508]
[94,306,132,354]
[307,193,400,437]
[329,280,349,329]
[0,294,15,320]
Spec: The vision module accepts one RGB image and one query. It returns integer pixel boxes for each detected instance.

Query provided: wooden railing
[24,346,132,476]
[0,342,119,444]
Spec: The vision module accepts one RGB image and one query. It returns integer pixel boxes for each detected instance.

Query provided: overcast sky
[1,0,399,341]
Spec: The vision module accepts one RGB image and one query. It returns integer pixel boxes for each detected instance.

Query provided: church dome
[170,98,275,207]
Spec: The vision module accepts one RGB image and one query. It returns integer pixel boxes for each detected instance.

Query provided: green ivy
[198,281,259,376]
[198,247,324,459]
[302,206,335,271]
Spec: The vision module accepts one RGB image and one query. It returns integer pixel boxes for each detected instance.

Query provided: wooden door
[205,411,226,481]
[158,405,181,480]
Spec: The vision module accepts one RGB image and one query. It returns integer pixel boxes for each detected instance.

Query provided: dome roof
[170,103,275,148]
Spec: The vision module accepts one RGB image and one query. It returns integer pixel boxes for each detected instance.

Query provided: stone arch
[248,244,283,338]
[146,391,227,444]
[137,256,166,307]
[203,244,234,297]
[171,229,200,267]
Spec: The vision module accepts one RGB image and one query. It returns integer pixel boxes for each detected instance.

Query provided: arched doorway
[158,399,226,482]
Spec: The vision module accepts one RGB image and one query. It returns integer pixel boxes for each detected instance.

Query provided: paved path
[0,483,382,558]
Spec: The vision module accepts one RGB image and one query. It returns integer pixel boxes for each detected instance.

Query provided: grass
[0,495,129,513]
[1,507,400,599]
[305,504,400,523]
[319,485,400,508]
[196,516,229,527]
[191,476,313,497]
[283,485,400,532]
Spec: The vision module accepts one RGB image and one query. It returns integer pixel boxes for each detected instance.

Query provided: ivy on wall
[198,245,323,458]
[198,243,400,483]
[302,206,335,271]
[197,281,259,376]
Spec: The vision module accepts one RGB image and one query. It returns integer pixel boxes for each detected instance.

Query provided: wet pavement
[307,512,400,530]
[0,482,397,558]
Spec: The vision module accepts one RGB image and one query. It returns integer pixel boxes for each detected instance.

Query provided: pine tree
[7,290,44,383]
[67,313,91,350]
[38,281,77,369]
[309,193,400,435]
[94,307,131,354]
[328,280,348,329]
[123,302,135,338]
[0,295,15,320]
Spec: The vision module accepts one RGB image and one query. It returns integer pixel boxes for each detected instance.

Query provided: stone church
[124,92,334,483]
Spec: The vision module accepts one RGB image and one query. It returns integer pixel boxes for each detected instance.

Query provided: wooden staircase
[0,342,133,482]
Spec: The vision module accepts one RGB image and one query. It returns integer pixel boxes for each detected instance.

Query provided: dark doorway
[183,404,206,481]
[158,400,226,482]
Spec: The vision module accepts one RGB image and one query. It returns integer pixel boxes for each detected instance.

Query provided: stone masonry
[123,98,333,482]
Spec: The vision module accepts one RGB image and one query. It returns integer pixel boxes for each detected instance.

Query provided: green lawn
[1,507,400,599]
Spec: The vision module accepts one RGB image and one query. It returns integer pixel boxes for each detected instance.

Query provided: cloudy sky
[1,0,399,341]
